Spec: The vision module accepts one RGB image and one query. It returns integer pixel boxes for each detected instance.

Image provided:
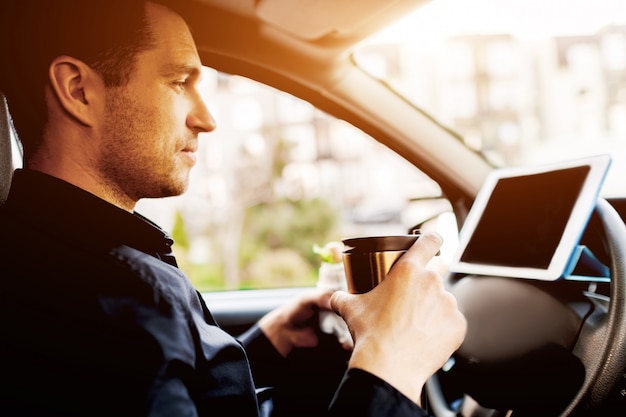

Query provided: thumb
[330,290,350,319]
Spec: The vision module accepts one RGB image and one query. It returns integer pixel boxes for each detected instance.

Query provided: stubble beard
[100,89,190,204]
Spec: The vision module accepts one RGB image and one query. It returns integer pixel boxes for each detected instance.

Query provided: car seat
[0,92,14,204]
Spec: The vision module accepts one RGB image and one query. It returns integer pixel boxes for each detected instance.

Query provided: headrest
[0,92,14,204]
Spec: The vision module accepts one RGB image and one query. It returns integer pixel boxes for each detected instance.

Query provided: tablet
[449,154,611,281]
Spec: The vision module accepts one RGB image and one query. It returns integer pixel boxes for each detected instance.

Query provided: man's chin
[169,175,191,197]
[142,179,189,200]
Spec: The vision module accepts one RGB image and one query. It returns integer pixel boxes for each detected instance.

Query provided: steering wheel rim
[427,198,626,416]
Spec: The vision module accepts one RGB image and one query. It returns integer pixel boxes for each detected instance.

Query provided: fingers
[397,232,443,270]
[384,233,443,290]
[288,327,319,349]
[331,232,443,316]
[329,290,349,318]
[297,288,333,312]
[258,288,338,357]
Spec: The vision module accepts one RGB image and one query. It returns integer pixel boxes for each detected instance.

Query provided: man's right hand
[330,232,467,405]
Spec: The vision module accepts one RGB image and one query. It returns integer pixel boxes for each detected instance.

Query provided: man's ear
[47,55,103,127]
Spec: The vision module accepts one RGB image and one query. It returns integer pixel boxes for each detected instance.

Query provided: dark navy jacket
[0,169,427,417]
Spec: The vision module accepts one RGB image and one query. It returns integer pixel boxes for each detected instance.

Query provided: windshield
[354,0,626,197]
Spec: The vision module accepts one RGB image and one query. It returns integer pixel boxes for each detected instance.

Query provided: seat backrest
[1,92,13,204]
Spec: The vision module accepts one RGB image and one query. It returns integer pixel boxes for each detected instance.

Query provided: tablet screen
[449,155,611,281]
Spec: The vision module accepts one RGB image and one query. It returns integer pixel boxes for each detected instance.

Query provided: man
[0,1,466,416]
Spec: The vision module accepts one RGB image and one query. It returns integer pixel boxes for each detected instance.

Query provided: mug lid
[342,234,420,253]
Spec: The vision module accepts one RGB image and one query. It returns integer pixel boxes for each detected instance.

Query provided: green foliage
[172,197,339,291]
[240,197,340,282]
[241,248,316,289]
[186,262,225,291]
[171,210,189,250]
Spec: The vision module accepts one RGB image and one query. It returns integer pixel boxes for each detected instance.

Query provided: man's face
[99,2,215,203]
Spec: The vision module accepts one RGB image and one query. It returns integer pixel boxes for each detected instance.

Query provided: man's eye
[173,80,187,90]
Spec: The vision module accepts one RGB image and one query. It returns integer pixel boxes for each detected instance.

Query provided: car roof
[174,0,492,209]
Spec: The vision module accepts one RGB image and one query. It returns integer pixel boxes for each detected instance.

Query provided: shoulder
[109,244,198,312]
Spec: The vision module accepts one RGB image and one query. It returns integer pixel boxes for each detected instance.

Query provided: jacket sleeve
[237,323,287,388]
[328,368,430,417]
[239,325,431,417]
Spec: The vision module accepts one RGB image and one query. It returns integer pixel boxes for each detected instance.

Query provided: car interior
[2,0,626,416]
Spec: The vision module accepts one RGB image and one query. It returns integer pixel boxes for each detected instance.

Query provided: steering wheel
[426,198,626,416]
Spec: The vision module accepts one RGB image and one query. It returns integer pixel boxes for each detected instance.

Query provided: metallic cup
[342,234,420,294]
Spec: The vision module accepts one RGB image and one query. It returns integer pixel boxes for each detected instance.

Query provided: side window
[137,68,457,292]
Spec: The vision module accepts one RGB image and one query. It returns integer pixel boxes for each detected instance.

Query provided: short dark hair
[0,0,158,158]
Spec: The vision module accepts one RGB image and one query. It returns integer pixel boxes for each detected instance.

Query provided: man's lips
[181,143,198,164]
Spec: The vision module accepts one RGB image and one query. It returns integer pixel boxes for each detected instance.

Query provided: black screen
[460,165,590,268]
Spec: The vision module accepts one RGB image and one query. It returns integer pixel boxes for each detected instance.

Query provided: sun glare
[369,0,626,45]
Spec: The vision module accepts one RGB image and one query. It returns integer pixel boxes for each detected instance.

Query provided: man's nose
[188,97,216,133]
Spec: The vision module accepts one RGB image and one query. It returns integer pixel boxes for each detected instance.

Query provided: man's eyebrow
[160,63,202,78]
